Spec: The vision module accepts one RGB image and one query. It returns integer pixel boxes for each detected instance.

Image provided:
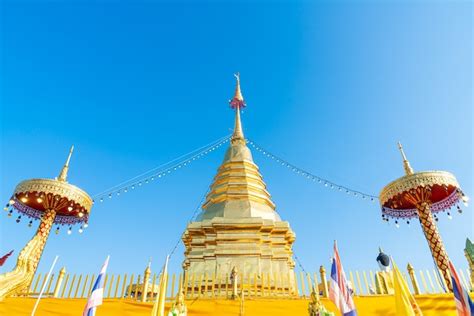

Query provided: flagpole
[31,255,59,316]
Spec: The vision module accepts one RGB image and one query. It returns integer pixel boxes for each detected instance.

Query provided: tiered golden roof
[199,78,280,221]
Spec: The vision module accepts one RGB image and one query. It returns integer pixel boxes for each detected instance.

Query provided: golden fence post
[216,274,221,298]
[267,272,272,297]
[349,271,357,295]
[80,275,89,298]
[225,273,229,298]
[253,273,257,297]
[102,274,109,298]
[134,275,141,300]
[437,268,449,292]
[39,274,48,296]
[191,273,196,298]
[211,272,216,298]
[178,273,183,297]
[467,268,474,290]
[407,264,420,295]
[299,272,306,298]
[170,273,176,300]
[151,274,157,300]
[319,266,328,298]
[198,274,203,298]
[120,274,128,299]
[60,274,70,298]
[272,272,277,296]
[45,273,55,296]
[369,270,376,293]
[419,271,429,293]
[32,273,42,295]
[374,272,382,295]
[313,273,319,295]
[74,274,83,298]
[142,265,151,303]
[425,270,436,293]
[107,275,114,298]
[87,274,95,296]
[53,268,67,298]
[262,273,267,297]
[183,272,189,297]
[459,270,469,291]
[127,274,135,298]
[306,273,312,296]
[432,269,443,293]
[67,274,76,298]
[362,271,370,295]
[355,271,363,295]
[114,275,121,298]
[293,271,299,297]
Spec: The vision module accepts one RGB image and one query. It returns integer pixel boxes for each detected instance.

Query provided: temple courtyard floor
[1,294,472,315]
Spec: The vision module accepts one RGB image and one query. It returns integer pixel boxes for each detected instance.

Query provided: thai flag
[83,256,110,316]
[329,242,357,316]
[449,261,474,316]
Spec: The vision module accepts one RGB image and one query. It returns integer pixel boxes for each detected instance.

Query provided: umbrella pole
[416,201,452,291]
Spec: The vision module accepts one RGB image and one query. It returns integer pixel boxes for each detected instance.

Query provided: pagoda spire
[397,142,414,175]
[57,145,74,182]
[229,73,246,145]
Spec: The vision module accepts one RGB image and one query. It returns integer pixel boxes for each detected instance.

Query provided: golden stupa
[182,74,296,294]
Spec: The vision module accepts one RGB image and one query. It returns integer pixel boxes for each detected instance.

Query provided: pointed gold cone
[233,73,244,103]
[57,145,74,182]
[231,106,245,145]
[151,255,169,316]
[397,142,414,175]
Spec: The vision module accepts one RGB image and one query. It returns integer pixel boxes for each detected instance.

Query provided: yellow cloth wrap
[1,295,472,316]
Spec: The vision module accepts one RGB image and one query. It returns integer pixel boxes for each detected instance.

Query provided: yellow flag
[392,259,423,316]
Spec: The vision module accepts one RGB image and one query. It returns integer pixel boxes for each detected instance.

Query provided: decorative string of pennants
[92,135,231,203]
[92,136,378,209]
[247,139,379,201]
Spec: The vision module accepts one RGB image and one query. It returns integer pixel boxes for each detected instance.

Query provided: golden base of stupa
[1,295,469,316]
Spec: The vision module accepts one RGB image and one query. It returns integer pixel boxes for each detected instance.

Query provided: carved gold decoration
[0,147,92,301]
[0,209,56,299]
[14,178,93,213]
[379,170,459,206]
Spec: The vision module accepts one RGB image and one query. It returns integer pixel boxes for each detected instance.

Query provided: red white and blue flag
[449,261,474,316]
[329,241,357,316]
[83,256,110,316]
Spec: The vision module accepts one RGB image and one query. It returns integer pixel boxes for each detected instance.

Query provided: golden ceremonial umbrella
[379,143,468,291]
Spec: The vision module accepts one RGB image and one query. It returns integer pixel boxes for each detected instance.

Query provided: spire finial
[57,145,74,182]
[397,142,414,175]
[229,73,246,145]
[230,72,245,109]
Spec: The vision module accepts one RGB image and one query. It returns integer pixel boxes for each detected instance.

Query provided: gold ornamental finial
[230,73,246,145]
[233,72,244,103]
[397,142,414,175]
[57,145,74,182]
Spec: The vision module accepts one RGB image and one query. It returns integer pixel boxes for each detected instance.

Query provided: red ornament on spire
[229,72,246,109]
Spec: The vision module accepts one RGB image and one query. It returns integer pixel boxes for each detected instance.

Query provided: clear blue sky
[1,1,472,278]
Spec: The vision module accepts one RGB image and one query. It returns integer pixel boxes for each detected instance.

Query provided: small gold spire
[397,142,414,175]
[57,145,74,182]
[230,73,245,145]
[232,72,244,104]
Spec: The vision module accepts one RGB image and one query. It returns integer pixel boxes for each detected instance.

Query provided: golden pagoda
[182,74,296,295]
